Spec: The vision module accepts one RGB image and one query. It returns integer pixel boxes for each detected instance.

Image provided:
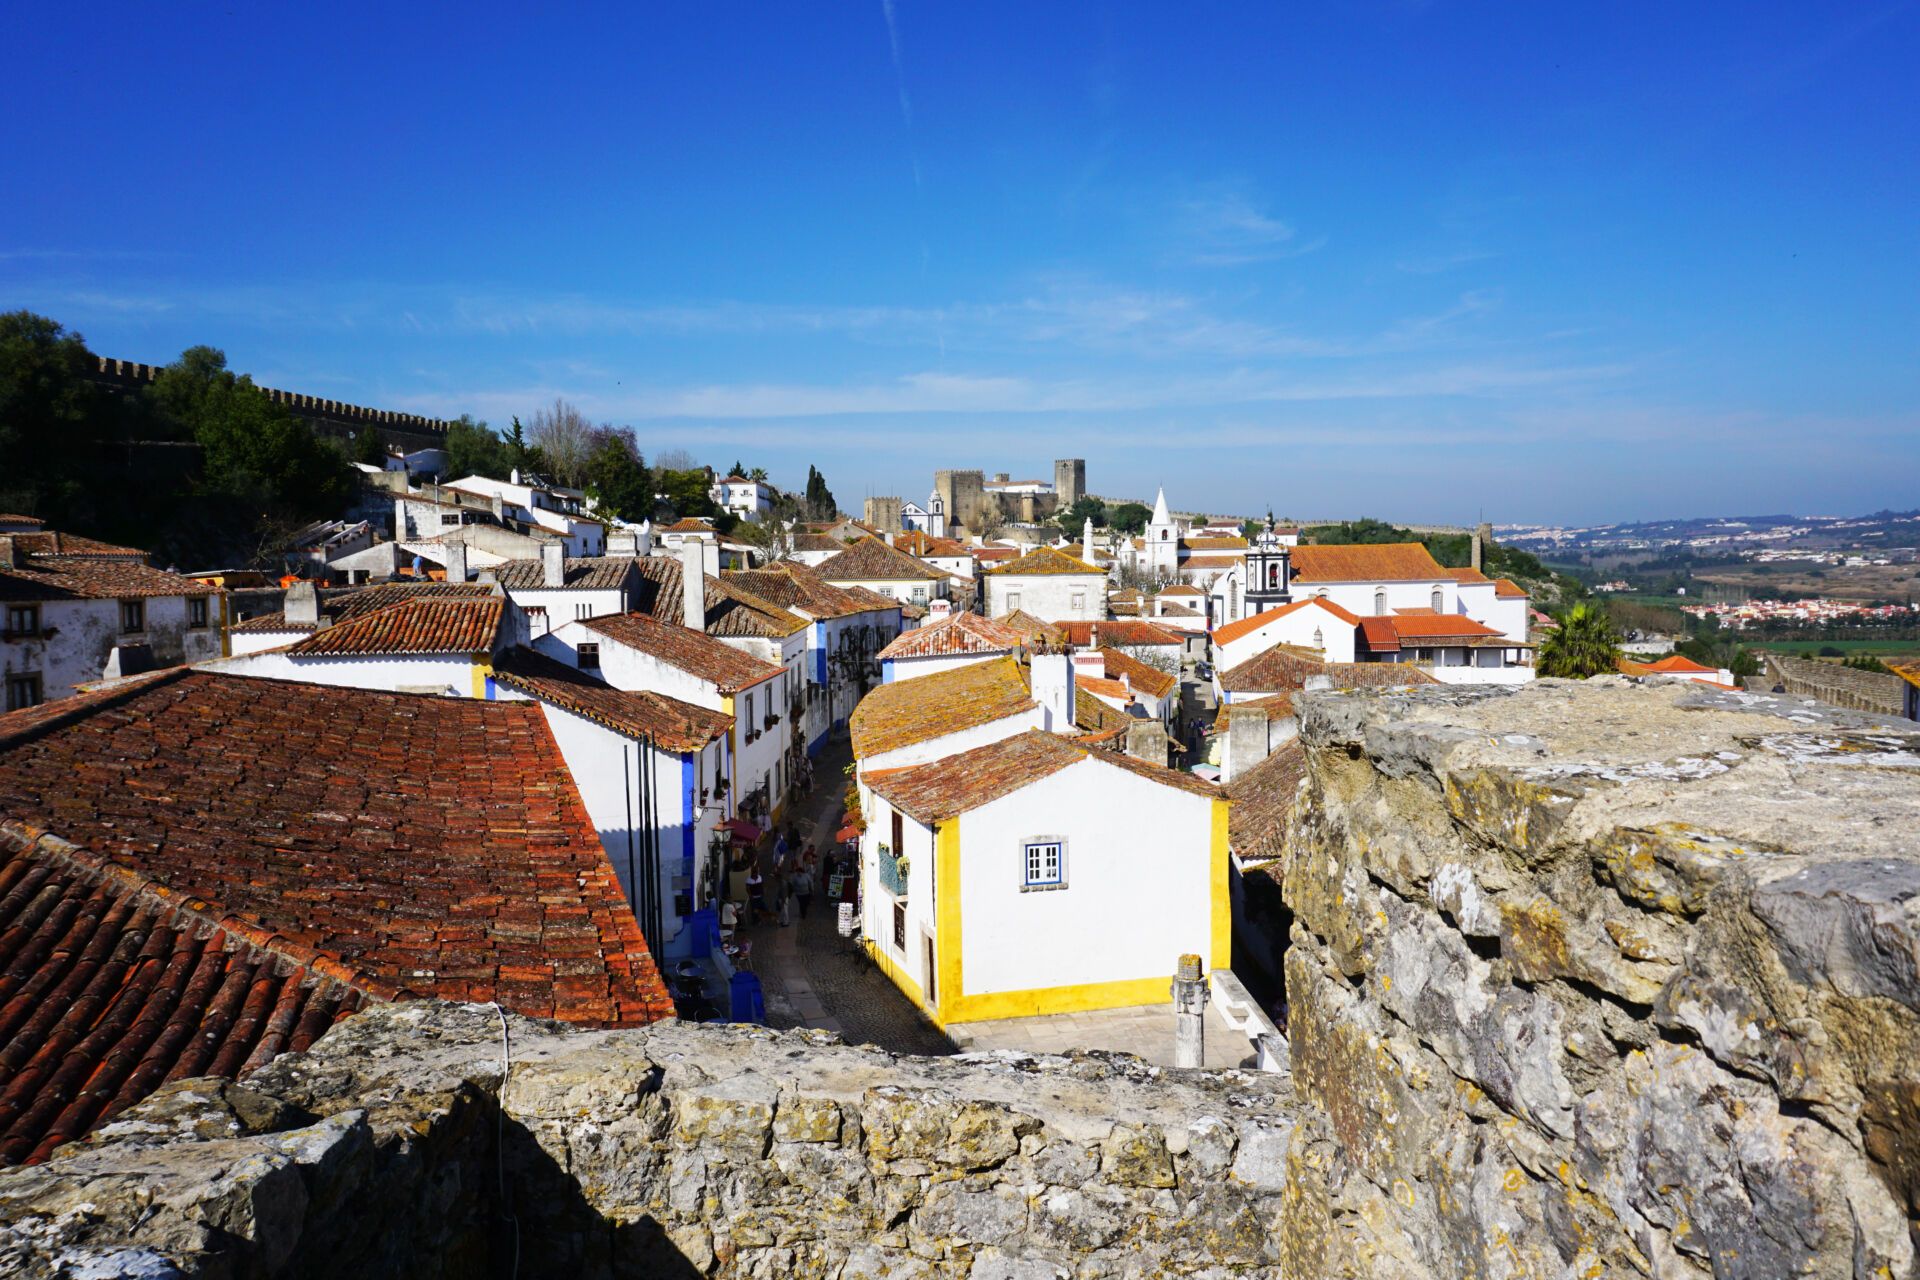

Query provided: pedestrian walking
[746,865,769,925]
[792,862,815,920]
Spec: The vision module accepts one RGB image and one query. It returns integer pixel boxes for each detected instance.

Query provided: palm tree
[749,466,768,482]
[1538,603,1622,678]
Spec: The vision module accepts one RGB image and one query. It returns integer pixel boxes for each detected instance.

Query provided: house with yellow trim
[857,729,1228,1027]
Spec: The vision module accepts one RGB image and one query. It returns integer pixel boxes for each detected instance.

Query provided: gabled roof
[1095,646,1179,700]
[1446,566,1493,585]
[1357,613,1503,653]
[289,598,504,656]
[1640,654,1718,675]
[660,518,717,534]
[999,610,1068,647]
[1220,642,1441,693]
[491,646,733,750]
[1074,687,1132,741]
[231,581,496,635]
[878,611,1025,660]
[851,657,1034,758]
[1178,555,1240,570]
[579,612,784,693]
[1290,543,1449,584]
[893,530,970,558]
[492,556,642,592]
[1158,584,1205,596]
[0,528,215,603]
[1181,536,1248,551]
[1053,619,1184,647]
[627,558,809,637]
[0,671,674,1160]
[725,562,877,620]
[1225,740,1307,864]
[984,545,1103,577]
[1212,597,1361,646]
[1493,578,1529,599]
[816,536,946,583]
[865,729,1219,824]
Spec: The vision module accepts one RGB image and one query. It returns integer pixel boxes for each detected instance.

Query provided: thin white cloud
[880,0,922,190]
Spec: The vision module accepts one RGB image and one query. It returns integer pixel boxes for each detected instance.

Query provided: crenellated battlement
[89,356,454,444]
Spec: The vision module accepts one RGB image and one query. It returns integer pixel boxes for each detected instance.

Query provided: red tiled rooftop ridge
[851,657,1035,758]
[865,729,1219,824]
[579,611,784,693]
[1290,543,1448,584]
[1212,597,1361,646]
[491,646,733,750]
[877,612,1025,661]
[815,536,946,583]
[983,545,1102,576]
[289,597,504,656]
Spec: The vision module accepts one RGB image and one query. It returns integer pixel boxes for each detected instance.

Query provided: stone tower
[863,496,904,535]
[1053,458,1086,508]
[933,470,988,535]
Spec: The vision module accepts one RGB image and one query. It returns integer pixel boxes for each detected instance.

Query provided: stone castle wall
[1765,651,1909,718]
[89,357,455,452]
[6,679,1920,1278]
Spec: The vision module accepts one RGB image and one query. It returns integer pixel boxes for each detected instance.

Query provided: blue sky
[4,3,1916,525]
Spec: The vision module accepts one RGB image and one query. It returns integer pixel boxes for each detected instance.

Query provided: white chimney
[1083,517,1095,566]
[1029,650,1076,733]
[284,580,320,627]
[679,539,707,632]
[541,542,566,588]
[637,519,654,558]
[701,538,720,580]
[443,540,468,584]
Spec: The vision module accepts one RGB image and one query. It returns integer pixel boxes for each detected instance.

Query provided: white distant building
[982,546,1106,621]
[901,492,948,538]
[445,473,607,556]
[709,474,775,522]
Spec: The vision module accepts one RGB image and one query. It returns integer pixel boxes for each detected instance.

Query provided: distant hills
[1499,509,1920,555]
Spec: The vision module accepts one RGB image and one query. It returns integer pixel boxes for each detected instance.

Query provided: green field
[1754,639,1920,659]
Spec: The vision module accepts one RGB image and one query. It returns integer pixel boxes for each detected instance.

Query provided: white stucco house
[858,729,1228,1027]
[486,644,735,962]
[445,473,607,556]
[206,594,517,697]
[487,547,644,638]
[850,654,1061,773]
[982,546,1106,621]
[1,522,223,708]
[816,536,950,610]
[1210,597,1364,670]
[535,608,798,828]
[709,475,775,523]
[877,612,1026,684]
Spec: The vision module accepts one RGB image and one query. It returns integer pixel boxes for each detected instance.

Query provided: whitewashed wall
[984,572,1104,620]
[3,596,221,702]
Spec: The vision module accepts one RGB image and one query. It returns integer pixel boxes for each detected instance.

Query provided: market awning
[716,817,764,845]
[835,824,862,843]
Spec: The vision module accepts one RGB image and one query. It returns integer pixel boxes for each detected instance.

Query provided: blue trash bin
[729,970,766,1023]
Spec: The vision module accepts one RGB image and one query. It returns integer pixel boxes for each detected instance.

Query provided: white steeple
[1150,486,1171,525]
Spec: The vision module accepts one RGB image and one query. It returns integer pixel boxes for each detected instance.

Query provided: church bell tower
[1244,518,1293,611]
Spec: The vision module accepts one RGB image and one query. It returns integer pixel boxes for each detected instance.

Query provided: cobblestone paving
[748,733,955,1058]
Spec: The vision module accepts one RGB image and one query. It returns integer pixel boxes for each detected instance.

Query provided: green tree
[1053,496,1107,539]
[351,425,388,467]
[504,416,548,476]
[148,346,353,557]
[658,467,719,521]
[583,427,653,522]
[446,414,513,479]
[802,465,838,520]
[0,310,102,523]
[748,466,768,482]
[1109,502,1153,535]
[1537,603,1623,679]
[728,459,747,478]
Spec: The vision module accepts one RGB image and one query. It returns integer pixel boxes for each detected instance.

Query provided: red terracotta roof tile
[1220,643,1440,693]
[866,728,1218,824]
[1052,620,1183,647]
[1212,597,1360,646]
[984,546,1103,576]
[580,611,784,693]
[851,657,1034,758]
[1095,646,1179,700]
[1224,739,1306,863]
[491,647,734,750]
[1290,543,1448,584]
[1358,614,1503,652]
[1493,578,1529,599]
[816,536,946,583]
[878,612,1025,660]
[290,598,504,656]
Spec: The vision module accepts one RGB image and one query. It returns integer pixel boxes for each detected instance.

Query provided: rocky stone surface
[0,1002,1295,1278]
[1280,677,1920,1279]
[7,676,1920,1279]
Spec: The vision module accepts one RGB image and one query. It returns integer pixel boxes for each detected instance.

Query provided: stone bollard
[1171,952,1209,1068]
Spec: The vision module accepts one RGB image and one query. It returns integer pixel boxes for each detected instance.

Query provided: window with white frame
[187,597,210,629]
[576,602,593,620]
[1070,588,1086,611]
[1431,587,1445,611]
[1007,590,1021,611]
[1022,838,1065,890]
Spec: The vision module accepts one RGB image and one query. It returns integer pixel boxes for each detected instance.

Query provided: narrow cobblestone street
[741,731,955,1057]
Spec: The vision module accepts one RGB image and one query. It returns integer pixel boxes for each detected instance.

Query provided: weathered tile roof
[0,822,368,1166]
[850,657,1034,758]
[983,546,1102,577]
[791,532,845,553]
[1177,555,1240,571]
[1220,643,1441,693]
[999,610,1068,647]
[840,584,907,614]
[1078,674,1133,702]
[1096,646,1179,699]
[1181,536,1248,551]
[1358,613,1504,652]
[1074,687,1132,741]
[865,728,1219,824]
[624,558,809,638]
[0,528,216,603]
[491,556,642,592]
[816,536,946,583]
[1446,567,1493,585]
[1053,620,1184,647]
[1290,543,1448,584]
[0,671,675,1159]
[878,612,1024,660]
[491,647,733,750]
[289,598,504,656]
[1224,739,1306,864]
[231,581,498,634]
[1212,597,1362,646]
[892,531,970,558]
[725,562,875,620]
[580,611,784,693]
[659,518,717,534]
[1493,578,1529,599]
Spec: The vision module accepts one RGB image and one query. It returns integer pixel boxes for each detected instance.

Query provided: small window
[1432,587,1445,611]
[187,597,210,629]
[575,602,593,620]
[120,599,145,633]
[5,604,39,636]
[577,642,600,670]
[1007,591,1021,611]
[911,587,927,604]
[891,809,904,853]
[744,691,754,723]
[878,586,894,598]
[1023,839,1065,889]
[1070,589,1086,611]
[892,900,907,950]
[5,672,42,711]
[1373,588,1387,617]
[442,513,463,528]
[1312,627,1324,649]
